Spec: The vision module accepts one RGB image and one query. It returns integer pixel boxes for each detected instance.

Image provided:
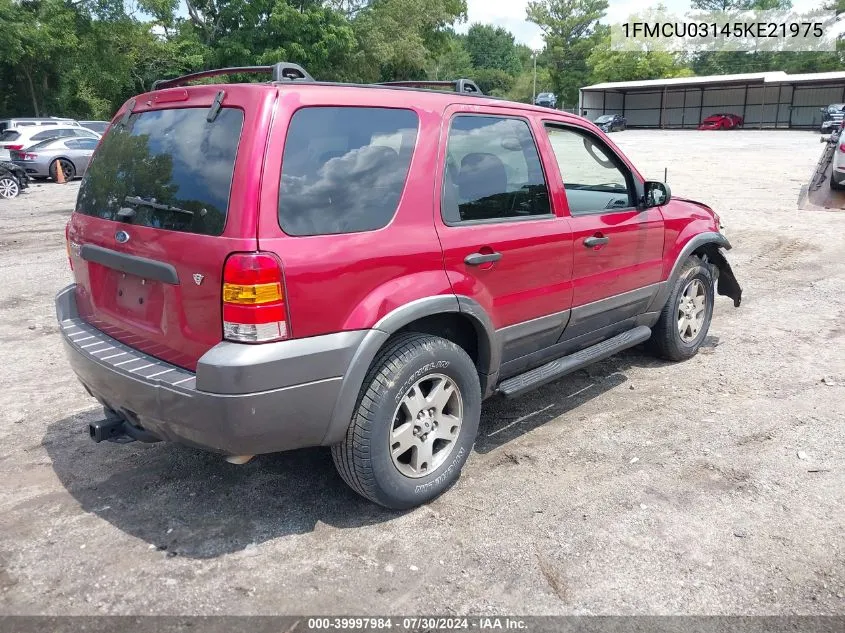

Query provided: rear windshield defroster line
[76,107,243,236]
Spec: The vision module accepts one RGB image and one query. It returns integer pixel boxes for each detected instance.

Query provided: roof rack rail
[152,62,313,90]
[377,79,484,95]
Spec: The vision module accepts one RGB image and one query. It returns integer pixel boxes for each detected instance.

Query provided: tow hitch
[89,409,160,444]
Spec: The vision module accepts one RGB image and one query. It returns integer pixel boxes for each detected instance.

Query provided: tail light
[839,143,845,152]
[65,222,74,271]
[6,144,23,151]
[222,252,288,343]
[23,152,37,160]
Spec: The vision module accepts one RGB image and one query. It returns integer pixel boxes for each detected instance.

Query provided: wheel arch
[50,156,76,177]
[321,295,497,446]
[647,232,737,312]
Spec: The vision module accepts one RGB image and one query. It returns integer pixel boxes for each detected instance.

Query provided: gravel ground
[0,130,843,616]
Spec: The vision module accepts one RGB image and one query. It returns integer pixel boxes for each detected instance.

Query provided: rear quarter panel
[256,87,452,338]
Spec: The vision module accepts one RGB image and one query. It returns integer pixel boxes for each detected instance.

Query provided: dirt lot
[0,130,843,616]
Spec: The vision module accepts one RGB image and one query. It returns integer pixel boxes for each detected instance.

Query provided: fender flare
[321,295,497,446]
[646,232,735,313]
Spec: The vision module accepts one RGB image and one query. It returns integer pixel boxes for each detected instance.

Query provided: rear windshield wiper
[124,196,194,216]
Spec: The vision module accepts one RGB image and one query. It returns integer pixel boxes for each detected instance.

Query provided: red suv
[57,63,742,509]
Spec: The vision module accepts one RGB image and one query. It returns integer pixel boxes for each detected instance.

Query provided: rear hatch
[0,130,21,161]
[67,86,274,370]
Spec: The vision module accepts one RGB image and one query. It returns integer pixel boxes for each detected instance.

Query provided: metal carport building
[579,70,845,130]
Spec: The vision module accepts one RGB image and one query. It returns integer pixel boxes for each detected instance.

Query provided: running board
[497,325,652,399]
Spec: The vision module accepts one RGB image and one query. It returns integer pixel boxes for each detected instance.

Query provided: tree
[527,0,608,106]
[464,24,521,74]
[351,0,467,82]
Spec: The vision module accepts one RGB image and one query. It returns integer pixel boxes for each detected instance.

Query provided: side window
[545,125,634,215]
[31,130,58,140]
[76,138,98,150]
[64,140,81,149]
[442,116,550,224]
[278,106,419,236]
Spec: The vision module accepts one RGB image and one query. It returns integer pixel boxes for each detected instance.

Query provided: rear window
[0,131,20,141]
[278,106,418,236]
[77,107,243,236]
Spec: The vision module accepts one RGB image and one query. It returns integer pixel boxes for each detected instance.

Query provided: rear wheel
[49,158,76,181]
[331,332,481,509]
[648,256,715,361]
[831,173,845,191]
[0,176,20,199]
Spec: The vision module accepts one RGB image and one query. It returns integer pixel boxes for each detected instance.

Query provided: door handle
[465,251,502,266]
[583,236,610,248]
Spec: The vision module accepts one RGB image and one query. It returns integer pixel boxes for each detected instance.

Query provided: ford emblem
[115,230,130,244]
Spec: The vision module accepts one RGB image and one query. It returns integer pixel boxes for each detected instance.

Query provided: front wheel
[332,332,481,509]
[648,256,715,361]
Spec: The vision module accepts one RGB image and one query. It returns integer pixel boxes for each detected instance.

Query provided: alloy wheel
[389,373,463,478]
[677,279,707,343]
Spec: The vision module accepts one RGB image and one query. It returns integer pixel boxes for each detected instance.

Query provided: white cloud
[457,0,546,50]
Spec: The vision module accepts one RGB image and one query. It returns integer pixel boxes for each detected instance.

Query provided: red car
[56,63,742,509]
[698,113,744,130]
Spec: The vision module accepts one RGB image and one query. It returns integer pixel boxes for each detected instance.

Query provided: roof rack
[152,62,313,90]
[377,79,483,95]
[151,61,486,97]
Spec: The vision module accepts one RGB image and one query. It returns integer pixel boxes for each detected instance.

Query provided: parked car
[0,160,29,198]
[820,104,845,134]
[0,126,99,162]
[0,117,79,133]
[80,120,110,135]
[57,65,742,509]
[698,113,743,130]
[594,114,627,132]
[534,92,557,108]
[11,136,99,181]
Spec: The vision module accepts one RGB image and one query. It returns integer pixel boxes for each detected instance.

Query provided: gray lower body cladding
[56,285,364,455]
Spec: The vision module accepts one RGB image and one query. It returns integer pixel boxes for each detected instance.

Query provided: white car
[0,126,99,162]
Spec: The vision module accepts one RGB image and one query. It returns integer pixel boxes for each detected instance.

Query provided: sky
[458,0,545,50]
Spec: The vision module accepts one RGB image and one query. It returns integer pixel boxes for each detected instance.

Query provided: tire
[49,158,76,181]
[831,174,845,191]
[331,332,482,509]
[0,176,20,199]
[648,256,715,362]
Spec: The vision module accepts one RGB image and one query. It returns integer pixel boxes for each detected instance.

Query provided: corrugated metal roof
[582,70,845,91]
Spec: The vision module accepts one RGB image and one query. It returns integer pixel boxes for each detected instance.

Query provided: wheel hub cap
[390,373,463,479]
[677,279,707,343]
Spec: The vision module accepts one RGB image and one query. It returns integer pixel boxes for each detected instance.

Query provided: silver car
[0,125,98,161]
[10,136,99,180]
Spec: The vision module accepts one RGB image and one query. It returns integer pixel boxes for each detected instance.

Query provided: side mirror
[821,107,827,113]
[642,180,671,208]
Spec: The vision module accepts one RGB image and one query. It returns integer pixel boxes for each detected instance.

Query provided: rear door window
[32,129,64,140]
[76,107,243,236]
[278,106,419,236]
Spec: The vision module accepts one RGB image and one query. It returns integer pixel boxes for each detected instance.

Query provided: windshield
[827,104,845,113]
[595,116,613,123]
[76,107,243,236]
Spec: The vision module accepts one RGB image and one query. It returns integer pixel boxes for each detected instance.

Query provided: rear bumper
[56,285,365,455]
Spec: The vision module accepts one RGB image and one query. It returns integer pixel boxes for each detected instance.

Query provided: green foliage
[464,24,521,74]
[527,0,608,105]
[0,0,840,120]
